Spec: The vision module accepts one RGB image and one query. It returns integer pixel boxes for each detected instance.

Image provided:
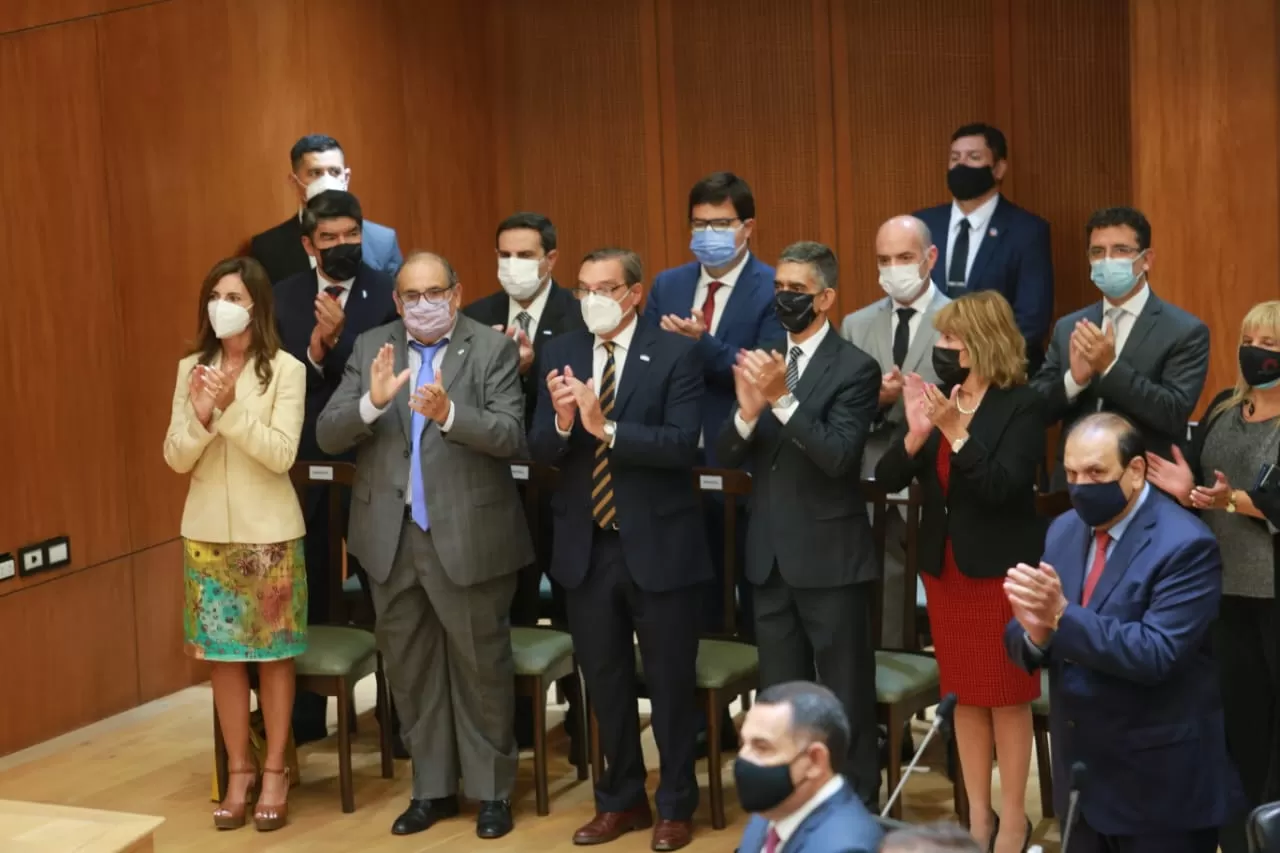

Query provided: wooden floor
[0,681,1063,852]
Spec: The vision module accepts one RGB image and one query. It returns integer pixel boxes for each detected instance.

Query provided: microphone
[1059,761,1088,852]
[880,693,958,818]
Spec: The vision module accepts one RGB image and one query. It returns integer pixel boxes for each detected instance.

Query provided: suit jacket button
[771,464,778,472]
[1067,720,1075,728]
[396,489,404,498]
[403,450,410,459]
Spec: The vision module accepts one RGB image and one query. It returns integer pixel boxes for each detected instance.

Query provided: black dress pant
[753,566,879,807]
[1215,594,1279,853]
[566,529,701,819]
[1072,818,1218,853]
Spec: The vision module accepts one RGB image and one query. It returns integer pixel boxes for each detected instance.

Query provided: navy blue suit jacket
[737,782,882,853]
[273,263,398,460]
[1004,489,1241,835]
[644,254,782,465]
[528,318,712,593]
[915,196,1053,351]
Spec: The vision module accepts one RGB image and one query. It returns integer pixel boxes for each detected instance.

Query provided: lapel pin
[457,349,466,355]
[542,329,552,335]
[639,354,651,362]
[989,228,998,238]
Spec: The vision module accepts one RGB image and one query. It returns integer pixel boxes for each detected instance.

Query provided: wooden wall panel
[0,19,131,581]
[0,557,139,755]
[0,0,150,35]
[1130,0,1280,413]
[133,541,207,703]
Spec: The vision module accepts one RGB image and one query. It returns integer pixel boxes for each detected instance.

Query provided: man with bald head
[1004,412,1238,853]
[318,251,533,840]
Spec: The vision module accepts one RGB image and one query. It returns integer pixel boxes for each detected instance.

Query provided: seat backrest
[1248,801,1280,852]
[692,467,753,638]
[290,461,357,624]
[861,479,924,651]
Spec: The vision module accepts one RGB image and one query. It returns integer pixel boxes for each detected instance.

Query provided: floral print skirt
[183,538,308,662]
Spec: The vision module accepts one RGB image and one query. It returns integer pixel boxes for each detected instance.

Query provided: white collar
[786,319,831,358]
[893,282,937,313]
[697,250,752,289]
[316,270,355,295]
[1103,281,1151,318]
[949,192,1001,234]
[595,313,639,354]
[509,280,553,326]
[770,776,845,844]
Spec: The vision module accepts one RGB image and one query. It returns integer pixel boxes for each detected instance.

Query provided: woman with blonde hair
[1147,300,1280,853]
[163,256,306,832]
[876,291,1044,853]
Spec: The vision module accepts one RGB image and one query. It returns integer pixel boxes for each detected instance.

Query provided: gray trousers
[369,518,519,800]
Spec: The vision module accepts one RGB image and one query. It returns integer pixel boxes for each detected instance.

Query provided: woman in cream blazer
[163,256,305,833]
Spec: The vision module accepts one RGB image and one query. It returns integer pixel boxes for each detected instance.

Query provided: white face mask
[878,262,927,304]
[497,257,545,301]
[208,300,252,339]
[581,292,626,336]
[305,172,349,201]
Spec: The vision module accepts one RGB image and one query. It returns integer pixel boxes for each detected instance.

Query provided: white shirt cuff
[555,419,573,439]
[359,392,388,424]
[734,412,757,439]
[1063,371,1089,401]
[772,398,799,425]
[440,401,456,433]
[306,348,325,375]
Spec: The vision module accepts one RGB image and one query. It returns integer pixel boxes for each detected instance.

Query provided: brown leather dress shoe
[651,819,694,851]
[572,802,654,845]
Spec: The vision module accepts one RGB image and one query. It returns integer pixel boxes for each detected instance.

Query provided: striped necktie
[785,346,803,392]
[592,342,618,528]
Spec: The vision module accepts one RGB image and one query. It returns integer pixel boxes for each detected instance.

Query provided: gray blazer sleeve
[316,335,376,455]
[1095,320,1210,440]
[444,334,526,459]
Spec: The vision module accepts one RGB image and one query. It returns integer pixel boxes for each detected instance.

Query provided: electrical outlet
[0,553,14,581]
[18,544,44,575]
[44,536,71,569]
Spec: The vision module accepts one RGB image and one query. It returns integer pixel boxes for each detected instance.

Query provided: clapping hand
[504,326,535,375]
[1071,318,1117,378]
[189,365,215,425]
[742,349,790,404]
[547,367,580,432]
[732,350,768,421]
[563,371,606,440]
[1146,446,1195,507]
[409,369,450,424]
[1004,562,1066,648]
[211,365,237,411]
[369,343,411,408]
[1191,469,1233,511]
[879,366,905,407]
[902,373,932,437]
[922,382,964,439]
[659,309,707,340]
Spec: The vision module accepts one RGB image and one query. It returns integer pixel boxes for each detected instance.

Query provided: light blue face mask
[1090,250,1147,299]
[690,229,739,268]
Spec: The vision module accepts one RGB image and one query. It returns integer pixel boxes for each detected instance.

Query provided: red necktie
[324,285,345,301]
[1081,530,1111,606]
[702,281,724,331]
[764,826,780,853]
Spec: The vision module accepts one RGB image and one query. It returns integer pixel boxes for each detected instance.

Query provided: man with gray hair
[317,250,533,840]
[881,822,983,852]
[717,241,883,808]
[735,681,883,852]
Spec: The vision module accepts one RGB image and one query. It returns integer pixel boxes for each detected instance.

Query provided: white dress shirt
[890,283,938,360]
[734,321,831,437]
[358,318,459,504]
[555,314,639,446]
[946,193,1001,282]
[1063,282,1151,404]
[694,250,751,336]
[306,271,355,374]
[506,281,553,339]
[769,775,846,852]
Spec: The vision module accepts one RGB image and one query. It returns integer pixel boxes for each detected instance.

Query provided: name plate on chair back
[308,465,334,481]
[698,473,723,491]
[510,464,530,481]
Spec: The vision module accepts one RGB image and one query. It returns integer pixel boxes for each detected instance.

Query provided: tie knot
[958,217,971,231]
[1095,529,1111,549]
[602,341,615,356]
[896,307,916,322]
[409,337,448,355]
[788,346,803,361]
[707,280,724,295]
[324,285,345,300]
[515,311,532,329]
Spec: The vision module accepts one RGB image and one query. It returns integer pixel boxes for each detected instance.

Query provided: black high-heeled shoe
[986,812,1001,853]
[1020,817,1033,852]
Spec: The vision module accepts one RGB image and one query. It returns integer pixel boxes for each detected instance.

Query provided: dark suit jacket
[462,281,586,429]
[737,781,882,853]
[1032,290,1210,487]
[715,328,881,587]
[250,215,402,285]
[1005,489,1240,835]
[644,254,783,464]
[528,318,712,593]
[915,196,1054,357]
[874,384,1046,579]
[273,263,398,460]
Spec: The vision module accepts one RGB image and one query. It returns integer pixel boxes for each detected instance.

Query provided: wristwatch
[1225,490,1238,513]
[774,393,796,409]
[603,420,617,443]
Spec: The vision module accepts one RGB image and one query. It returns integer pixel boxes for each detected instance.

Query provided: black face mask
[1067,478,1132,528]
[931,346,970,386]
[734,752,805,813]
[319,242,363,281]
[775,291,818,335]
[947,164,997,201]
[1239,345,1280,389]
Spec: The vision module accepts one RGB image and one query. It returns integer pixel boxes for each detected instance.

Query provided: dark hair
[883,821,982,852]
[399,250,459,289]
[951,123,1008,161]
[754,681,849,770]
[687,171,756,221]
[1086,206,1152,251]
[290,134,343,170]
[778,241,838,291]
[190,257,281,389]
[1069,412,1148,470]
[581,247,643,286]
[301,190,364,239]
[496,212,557,253]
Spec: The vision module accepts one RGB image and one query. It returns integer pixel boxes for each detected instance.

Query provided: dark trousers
[566,530,701,819]
[1072,819,1218,853]
[753,567,879,807]
[700,492,753,640]
[1215,594,1280,853]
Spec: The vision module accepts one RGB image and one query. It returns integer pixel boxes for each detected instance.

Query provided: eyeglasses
[689,218,740,233]
[399,285,456,306]
[572,283,629,300]
[1087,245,1142,261]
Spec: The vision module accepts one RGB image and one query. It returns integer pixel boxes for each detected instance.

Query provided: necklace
[956,392,979,415]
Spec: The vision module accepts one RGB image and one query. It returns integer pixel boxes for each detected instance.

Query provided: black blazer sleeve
[874,424,932,492]
[948,388,1045,504]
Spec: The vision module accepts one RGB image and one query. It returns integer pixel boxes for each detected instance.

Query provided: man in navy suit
[915,123,1053,374]
[1004,412,1240,853]
[274,188,398,745]
[530,247,710,851]
[735,682,882,853]
[250,133,402,284]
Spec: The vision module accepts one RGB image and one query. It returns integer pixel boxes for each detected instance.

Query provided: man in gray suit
[840,215,951,475]
[316,251,533,840]
[1032,207,1209,490]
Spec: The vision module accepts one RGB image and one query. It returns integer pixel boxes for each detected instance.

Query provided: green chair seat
[875,650,940,704]
[1031,670,1050,716]
[511,626,574,676]
[296,626,378,677]
[636,639,759,690]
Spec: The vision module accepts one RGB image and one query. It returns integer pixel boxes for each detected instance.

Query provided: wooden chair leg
[1034,723,1054,818]
[337,680,355,813]
[739,691,752,713]
[885,708,903,820]
[555,681,565,706]
[572,669,589,781]
[587,692,604,784]
[376,659,394,779]
[532,677,550,816]
[213,701,229,802]
[951,729,970,826]
[705,690,726,830]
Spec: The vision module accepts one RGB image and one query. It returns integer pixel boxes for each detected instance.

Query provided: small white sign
[47,541,69,564]
[699,474,723,491]
[309,465,334,481]
[0,557,14,581]
[511,464,530,481]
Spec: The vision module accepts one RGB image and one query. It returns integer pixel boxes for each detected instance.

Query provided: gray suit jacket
[1032,289,1209,488]
[315,313,534,585]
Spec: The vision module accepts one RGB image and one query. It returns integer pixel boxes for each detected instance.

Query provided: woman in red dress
[876,291,1045,853]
